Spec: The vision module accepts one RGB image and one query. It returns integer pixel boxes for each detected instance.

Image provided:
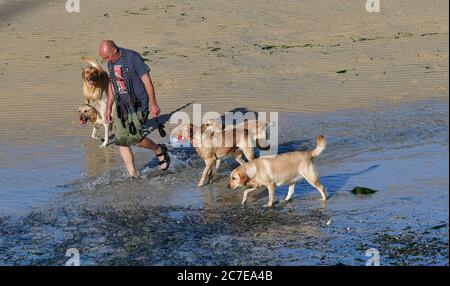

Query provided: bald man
[99,40,169,177]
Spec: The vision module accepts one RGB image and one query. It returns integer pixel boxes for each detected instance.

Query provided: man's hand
[105,82,115,123]
[104,108,113,123]
[150,103,160,118]
[141,73,160,118]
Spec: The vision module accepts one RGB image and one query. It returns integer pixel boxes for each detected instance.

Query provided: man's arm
[105,83,115,123]
[141,72,160,118]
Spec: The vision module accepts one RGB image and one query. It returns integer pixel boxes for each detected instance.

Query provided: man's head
[99,40,120,63]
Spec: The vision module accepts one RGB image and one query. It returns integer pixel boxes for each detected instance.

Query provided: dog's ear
[81,69,85,79]
[88,107,98,122]
[191,124,196,136]
[238,171,249,185]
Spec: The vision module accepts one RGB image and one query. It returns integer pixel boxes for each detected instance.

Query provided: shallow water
[0,100,448,265]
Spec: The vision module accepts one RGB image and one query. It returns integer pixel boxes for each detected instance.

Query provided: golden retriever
[227,135,327,207]
[81,56,109,104]
[176,123,255,186]
[204,118,273,150]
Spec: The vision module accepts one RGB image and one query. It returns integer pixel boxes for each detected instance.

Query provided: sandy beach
[0,0,448,265]
[0,0,448,142]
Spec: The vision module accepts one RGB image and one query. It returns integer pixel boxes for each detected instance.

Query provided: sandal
[156,144,170,171]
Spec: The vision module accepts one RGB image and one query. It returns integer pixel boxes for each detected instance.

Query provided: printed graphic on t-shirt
[114,65,128,94]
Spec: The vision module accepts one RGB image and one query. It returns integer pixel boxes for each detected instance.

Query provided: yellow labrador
[227,135,327,207]
[204,118,273,149]
[78,99,115,148]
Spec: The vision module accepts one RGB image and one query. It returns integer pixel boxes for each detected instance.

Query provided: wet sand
[0,0,448,265]
[0,100,448,265]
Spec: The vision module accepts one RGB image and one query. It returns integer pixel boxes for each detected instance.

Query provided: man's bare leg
[119,146,139,177]
[135,136,159,151]
[135,137,168,169]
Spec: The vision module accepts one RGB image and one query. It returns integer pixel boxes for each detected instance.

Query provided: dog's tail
[308,135,326,158]
[81,56,104,72]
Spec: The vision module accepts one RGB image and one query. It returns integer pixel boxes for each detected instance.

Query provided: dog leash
[154,118,166,137]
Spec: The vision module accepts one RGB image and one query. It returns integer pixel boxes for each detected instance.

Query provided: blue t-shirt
[108,48,151,112]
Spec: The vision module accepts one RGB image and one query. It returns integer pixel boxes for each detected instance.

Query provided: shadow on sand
[291,164,380,200]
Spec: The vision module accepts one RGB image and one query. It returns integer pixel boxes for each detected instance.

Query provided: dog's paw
[99,143,107,148]
[263,203,273,208]
[241,198,247,205]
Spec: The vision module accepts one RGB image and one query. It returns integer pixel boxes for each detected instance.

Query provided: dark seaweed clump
[351,186,377,195]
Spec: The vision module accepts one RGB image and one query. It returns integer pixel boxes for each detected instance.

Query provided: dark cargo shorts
[113,111,149,147]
